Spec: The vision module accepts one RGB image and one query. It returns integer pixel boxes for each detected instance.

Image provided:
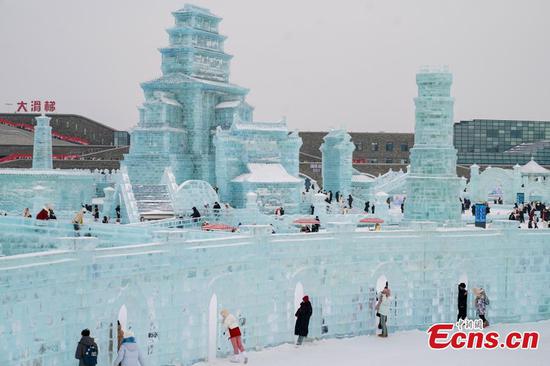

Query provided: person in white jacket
[221,309,248,364]
[375,287,390,338]
[113,330,146,366]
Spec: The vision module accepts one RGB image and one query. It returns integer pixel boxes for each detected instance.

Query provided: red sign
[15,100,56,113]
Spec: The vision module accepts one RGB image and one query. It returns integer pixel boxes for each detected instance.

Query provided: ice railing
[0,216,152,255]
[117,166,140,223]
[373,172,408,194]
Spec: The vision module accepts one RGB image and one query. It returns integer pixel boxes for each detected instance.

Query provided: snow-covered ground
[197,320,550,366]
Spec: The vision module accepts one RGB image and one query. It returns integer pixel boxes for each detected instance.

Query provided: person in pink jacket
[221,309,248,364]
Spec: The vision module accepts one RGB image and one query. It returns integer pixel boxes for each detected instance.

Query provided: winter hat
[302,295,309,302]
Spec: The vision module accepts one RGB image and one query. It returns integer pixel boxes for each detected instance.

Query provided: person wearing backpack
[75,329,98,366]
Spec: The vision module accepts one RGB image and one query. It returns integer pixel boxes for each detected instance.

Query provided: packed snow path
[196,320,549,366]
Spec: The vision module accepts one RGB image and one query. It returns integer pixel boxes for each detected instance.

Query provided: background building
[454,119,550,166]
[0,113,129,170]
[299,131,414,184]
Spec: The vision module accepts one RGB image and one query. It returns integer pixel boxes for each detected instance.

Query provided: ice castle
[121,4,303,216]
[1,5,550,366]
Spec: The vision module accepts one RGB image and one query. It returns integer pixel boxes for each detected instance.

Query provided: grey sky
[1,0,549,132]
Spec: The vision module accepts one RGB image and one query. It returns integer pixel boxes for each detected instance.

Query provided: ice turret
[32,115,53,170]
[403,66,461,225]
[320,129,355,196]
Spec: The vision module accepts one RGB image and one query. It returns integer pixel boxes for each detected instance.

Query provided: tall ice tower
[32,115,53,170]
[123,4,250,185]
[403,66,461,224]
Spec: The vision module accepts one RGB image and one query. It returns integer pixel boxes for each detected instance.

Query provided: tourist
[295,295,313,346]
[457,283,467,322]
[23,207,32,218]
[335,191,340,203]
[213,201,221,216]
[375,286,390,337]
[113,330,146,366]
[191,207,201,222]
[280,207,285,216]
[364,201,370,213]
[400,201,405,213]
[310,204,315,215]
[73,208,86,232]
[328,190,333,203]
[312,216,320,232]
[347,194,353,209]
[304,178,311,192]
[473,287,490,327]
[519,209,525,223]
[221,309,248,363]
[117,320,124,358]
[36,206,50,220]
[371,204,375,214]
[374,223,381,231]
[102,216,109,224]
[48,206,57,220]
[93,206,100,222]
[115,205,121,220]
[75,328,98,366]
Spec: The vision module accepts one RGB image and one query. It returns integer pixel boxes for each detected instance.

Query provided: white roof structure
[232,163,301,183]
[520,159,550,175]
[215,100,242,109]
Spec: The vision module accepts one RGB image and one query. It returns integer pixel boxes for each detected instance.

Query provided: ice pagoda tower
[123,4,251,184]
[32,115,53,170]
[403,66,461,224]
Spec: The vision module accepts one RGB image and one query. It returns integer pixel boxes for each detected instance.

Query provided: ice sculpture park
[1,4,549,366]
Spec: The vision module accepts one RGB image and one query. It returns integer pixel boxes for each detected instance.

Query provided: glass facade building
[454,119,550,165]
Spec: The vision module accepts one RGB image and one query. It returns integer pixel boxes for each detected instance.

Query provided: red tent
[202,223,236,232]
[293,218,320,225]
[359,217,384,224]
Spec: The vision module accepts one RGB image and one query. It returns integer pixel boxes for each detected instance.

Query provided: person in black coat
[295,295,313,345]
[347,195,353,209]
[191,206,201,222]
[457,283,467,322]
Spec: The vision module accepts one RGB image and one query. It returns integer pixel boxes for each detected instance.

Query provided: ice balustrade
[0,216,152,255]
[116,166,140,223]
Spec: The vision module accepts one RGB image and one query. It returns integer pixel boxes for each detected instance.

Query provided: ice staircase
[132,184,175,219]
[373,172,408,194]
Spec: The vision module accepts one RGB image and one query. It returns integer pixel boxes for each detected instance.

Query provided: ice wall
[1,224,549,366]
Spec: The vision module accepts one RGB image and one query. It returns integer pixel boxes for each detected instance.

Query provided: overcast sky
[1,0,549,132]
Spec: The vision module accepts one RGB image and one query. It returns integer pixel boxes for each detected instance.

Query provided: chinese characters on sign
[15,100,56,113]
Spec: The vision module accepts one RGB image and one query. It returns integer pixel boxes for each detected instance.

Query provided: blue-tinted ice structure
[1,5,550,366]
[214,120,302,212]
[320,129,355,197]
[32,115,53,170]
[120,4,303,217]
[466,159,550,204]
[0,114,96,219]
[404,66,462,225]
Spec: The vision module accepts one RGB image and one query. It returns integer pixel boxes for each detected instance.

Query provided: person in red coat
[36,207,50,220]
